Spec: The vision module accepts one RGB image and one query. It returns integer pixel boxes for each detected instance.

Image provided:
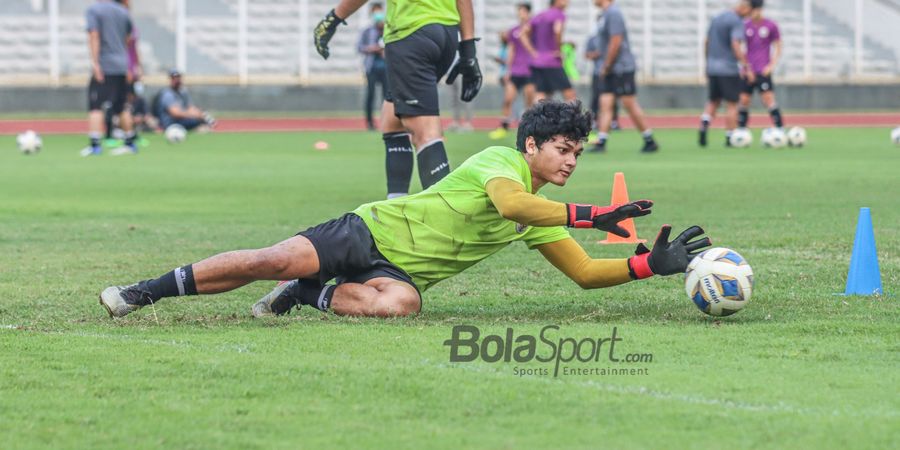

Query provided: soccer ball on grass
[165,124,187,144]
[17,130,42,154]
[787,126,807,147]
[891,127,900,146]
[684,247,754,317]
[728,128,753,148]
[761,127,788,148]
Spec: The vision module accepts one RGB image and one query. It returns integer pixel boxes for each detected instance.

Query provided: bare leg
[561,88,577,102]
[381,101,404,134]
[620,95,648,132]
[532,91,547,103]
[523,84,536,108]
[88,110,104,136]
[193,235,320,294]
[724,101,738,131]
[400,115,442,149]
[501,81,516,122]
[703,100,720,120]
[760,91,776,109]
[330,277,421,317]
[598,93,616,133]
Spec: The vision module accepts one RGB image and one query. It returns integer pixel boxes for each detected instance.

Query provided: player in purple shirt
[738,0,783,129]
[521,0,576,102]
[491,3,535,139]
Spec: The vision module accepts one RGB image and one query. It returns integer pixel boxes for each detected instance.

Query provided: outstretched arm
[334,0,369,20]
[536,238,632,289]
[485,177,652,237]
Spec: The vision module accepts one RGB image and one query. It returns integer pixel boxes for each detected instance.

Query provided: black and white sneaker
[251,280,304,317]
[698,129,708,147]
[99,282,154,318]
[640,140,659,153]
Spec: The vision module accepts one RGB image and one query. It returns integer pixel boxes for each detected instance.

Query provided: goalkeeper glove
[628,225,712,278]
[313,9,346,60]
[566,200,653,237]
[445,39,483,102]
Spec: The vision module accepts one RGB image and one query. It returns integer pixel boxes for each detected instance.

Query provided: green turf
[1,128,898,449]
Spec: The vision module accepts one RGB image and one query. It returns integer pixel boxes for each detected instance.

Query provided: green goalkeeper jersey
[384,0,460,43]
[353,146,570,291]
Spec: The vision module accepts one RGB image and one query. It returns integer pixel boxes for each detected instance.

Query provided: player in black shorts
[314,0,482,199]
[738,1,783,129]
[82,0,138,157]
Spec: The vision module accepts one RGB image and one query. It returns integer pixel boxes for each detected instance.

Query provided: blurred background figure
[584,11,619,142]
[738,0,784,130]
[153,69,216,133]
[358,3,386,131]
[522,0,576,102]
[490,3,534,141]
[446,65,474,132]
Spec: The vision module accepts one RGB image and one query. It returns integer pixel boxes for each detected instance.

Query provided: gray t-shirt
[158,87,193,123]
[586,17,606,75]
[706,10,745,76]
[85,1,132,75]
[599,4,636,75]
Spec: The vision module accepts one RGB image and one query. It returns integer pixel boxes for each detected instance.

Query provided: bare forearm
[456,0,475,40]
[334,0,368,19]
[89,32,101,70]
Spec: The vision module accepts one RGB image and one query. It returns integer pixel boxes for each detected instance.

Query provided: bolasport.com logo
[443,325,653,378]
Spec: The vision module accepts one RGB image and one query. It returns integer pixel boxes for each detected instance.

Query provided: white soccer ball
[761,127,788,148]
[684,247,754,317]
[165,124,187,144]
[728,128,753,148]
[787,126,807,147]
[16,130,42,154]
[891,127,900,146]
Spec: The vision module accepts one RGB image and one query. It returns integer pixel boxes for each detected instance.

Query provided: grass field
[1,127,898,449]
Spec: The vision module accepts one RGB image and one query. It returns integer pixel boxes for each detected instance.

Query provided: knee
[249,247,291,276]
[381,290,421,317]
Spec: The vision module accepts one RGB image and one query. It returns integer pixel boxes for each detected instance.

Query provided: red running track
[0,112,897,135]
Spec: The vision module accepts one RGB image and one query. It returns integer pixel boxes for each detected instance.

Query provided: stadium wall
[1,83,898,113]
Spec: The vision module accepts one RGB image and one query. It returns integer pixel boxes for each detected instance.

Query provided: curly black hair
[515,100,593,153]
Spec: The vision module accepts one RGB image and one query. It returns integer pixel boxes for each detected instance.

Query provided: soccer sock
[89,132,102,150]
[700,114,711,131]
[383,132,414,198]
[597,132,609,145]
[500,119,510,130]
[769,106,784,128]
[738,107,749,128]
[124,130,137,149]
[145,265,198,301]
[297,283,337,312]
[416,139,450,189]
[641,129,654,143]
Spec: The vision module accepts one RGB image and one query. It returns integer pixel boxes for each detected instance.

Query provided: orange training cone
[599,172,646,244]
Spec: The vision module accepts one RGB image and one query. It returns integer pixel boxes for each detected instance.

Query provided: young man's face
[554,0,570,10]
[517,6,530,21]
[750,7,763,20]
[524,135,583,187]
[736,2,753,17]
[594,0,611,10]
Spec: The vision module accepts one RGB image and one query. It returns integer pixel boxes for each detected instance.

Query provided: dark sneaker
[589,142,606,153]
[251,280,305,317]
[640,140,659,153]
[698,129,707,147]
[99,282,154,318]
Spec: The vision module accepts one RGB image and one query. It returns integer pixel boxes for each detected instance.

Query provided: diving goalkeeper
[99,100,711,319]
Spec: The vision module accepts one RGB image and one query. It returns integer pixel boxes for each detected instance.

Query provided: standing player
[699,0,753,147]
[490,3,535,140]
[738,0,783,129]
[98,100,711,320]
[522,0,576,102]
[357,4,387,131]
[81,0,137,157]
[584,11,619,140]
[592,0,658,154]
[314,0,482,199]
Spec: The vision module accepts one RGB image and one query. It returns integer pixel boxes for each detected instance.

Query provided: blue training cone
[843,207,883,296]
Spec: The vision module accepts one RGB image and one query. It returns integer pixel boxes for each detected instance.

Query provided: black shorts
[297,213,418,291]
[530,67,571,94]
[384,23,459,117]
[707,75,742,102]
[509,75,532,91]
[88,75,128,114]
[602,72,636,96]
[742,74,775,94]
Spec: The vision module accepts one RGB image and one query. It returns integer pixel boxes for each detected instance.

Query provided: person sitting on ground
[154,69,216,132]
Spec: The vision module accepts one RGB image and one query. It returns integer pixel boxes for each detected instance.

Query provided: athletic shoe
[698,129,707,147]
[80,146,102,157]
[110,145,137,156]
[589,142,606,153]
[725,135,732,147]
[251,280,302,317]
[640,140,659,153]
[99,282,153,318]
[488,127,508,140]
[587,130,599,144]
